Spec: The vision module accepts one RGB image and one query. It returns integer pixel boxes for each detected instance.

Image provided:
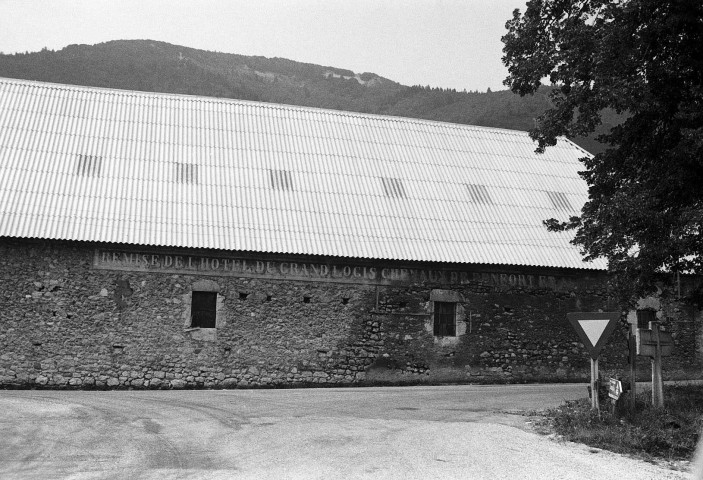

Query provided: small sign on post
[608,377,624,415]
[637,329,674,357]
[608,378,622,400]
[567,312,621,411]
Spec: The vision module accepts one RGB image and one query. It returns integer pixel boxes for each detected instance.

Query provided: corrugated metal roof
[0,76,606,270]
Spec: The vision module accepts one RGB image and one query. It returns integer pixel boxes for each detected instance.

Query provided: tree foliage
[502,0,703,303]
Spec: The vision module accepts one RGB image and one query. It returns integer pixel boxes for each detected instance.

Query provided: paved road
[0,384,691,479]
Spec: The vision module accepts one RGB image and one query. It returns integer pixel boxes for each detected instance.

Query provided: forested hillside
[0,40,612,153]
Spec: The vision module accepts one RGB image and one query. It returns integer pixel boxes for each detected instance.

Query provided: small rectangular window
[76,154,102,176]
[176,162,198,184]
[191,291,217,328]
[636,309,656,329]
[547,191,573,212]
[270,169,293,190]
[434,301,456,336]
[381,177,406,198]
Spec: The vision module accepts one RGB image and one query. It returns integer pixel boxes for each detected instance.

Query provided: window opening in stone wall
[191,291,217,328]
[434,301,456,336]
[303,295,311,303]
[381,177,406,198]
[547,191,573,212]
[342,297,350,305]
[637,309,656,329]
[239,292,249,301]
[270,169,293,190]
[465,184,491,204]
[76,154,102,176]
[175,162,198,184]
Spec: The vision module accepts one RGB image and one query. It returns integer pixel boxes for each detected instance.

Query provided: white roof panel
[0,77,605,269]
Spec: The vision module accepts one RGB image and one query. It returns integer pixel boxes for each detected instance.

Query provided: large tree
[502,0,703,304]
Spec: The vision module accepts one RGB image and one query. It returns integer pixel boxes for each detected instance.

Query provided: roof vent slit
[75,154,102,177]
[269,169,293,191]
[391,179,400,197]
[547,191,574,212]
[381,177,406,198]
[396,179,406,198]
[465,184,492,204]
[175,162,198,184]
[381,178,390,197]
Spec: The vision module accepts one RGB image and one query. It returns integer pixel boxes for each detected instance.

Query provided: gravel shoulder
[0,385,693,479]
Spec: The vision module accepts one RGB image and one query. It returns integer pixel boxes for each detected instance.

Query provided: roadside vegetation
[533,385,703,463]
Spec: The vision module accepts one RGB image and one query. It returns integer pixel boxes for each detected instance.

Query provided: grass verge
[533,385,703,462]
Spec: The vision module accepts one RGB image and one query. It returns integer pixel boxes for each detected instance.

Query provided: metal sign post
[567,312,621,411]
[590,358,599,410]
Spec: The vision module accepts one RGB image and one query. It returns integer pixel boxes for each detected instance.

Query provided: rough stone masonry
[0,238,700,389]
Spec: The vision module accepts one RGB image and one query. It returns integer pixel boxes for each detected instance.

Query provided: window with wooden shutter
[434,301,456,336]
[191,291,217,328]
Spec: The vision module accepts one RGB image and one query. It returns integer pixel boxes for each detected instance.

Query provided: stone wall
[0,238,700,389]
[369,276,615,382]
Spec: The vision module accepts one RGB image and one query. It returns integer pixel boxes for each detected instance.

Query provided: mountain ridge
[0,39,611,153]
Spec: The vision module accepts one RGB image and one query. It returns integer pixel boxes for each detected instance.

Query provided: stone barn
[0,77,699,388]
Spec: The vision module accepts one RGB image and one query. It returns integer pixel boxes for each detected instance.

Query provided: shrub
[536,385,703,461]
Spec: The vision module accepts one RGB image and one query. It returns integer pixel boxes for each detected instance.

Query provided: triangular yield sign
[567,312,620,359]
[580,319,611,347]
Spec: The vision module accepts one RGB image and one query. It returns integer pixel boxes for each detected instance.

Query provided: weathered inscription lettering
[93,249,571,290]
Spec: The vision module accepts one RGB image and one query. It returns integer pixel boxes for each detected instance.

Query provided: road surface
[0,384,691,479]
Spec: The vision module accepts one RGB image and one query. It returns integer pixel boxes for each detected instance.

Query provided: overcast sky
[0,0,528,92]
